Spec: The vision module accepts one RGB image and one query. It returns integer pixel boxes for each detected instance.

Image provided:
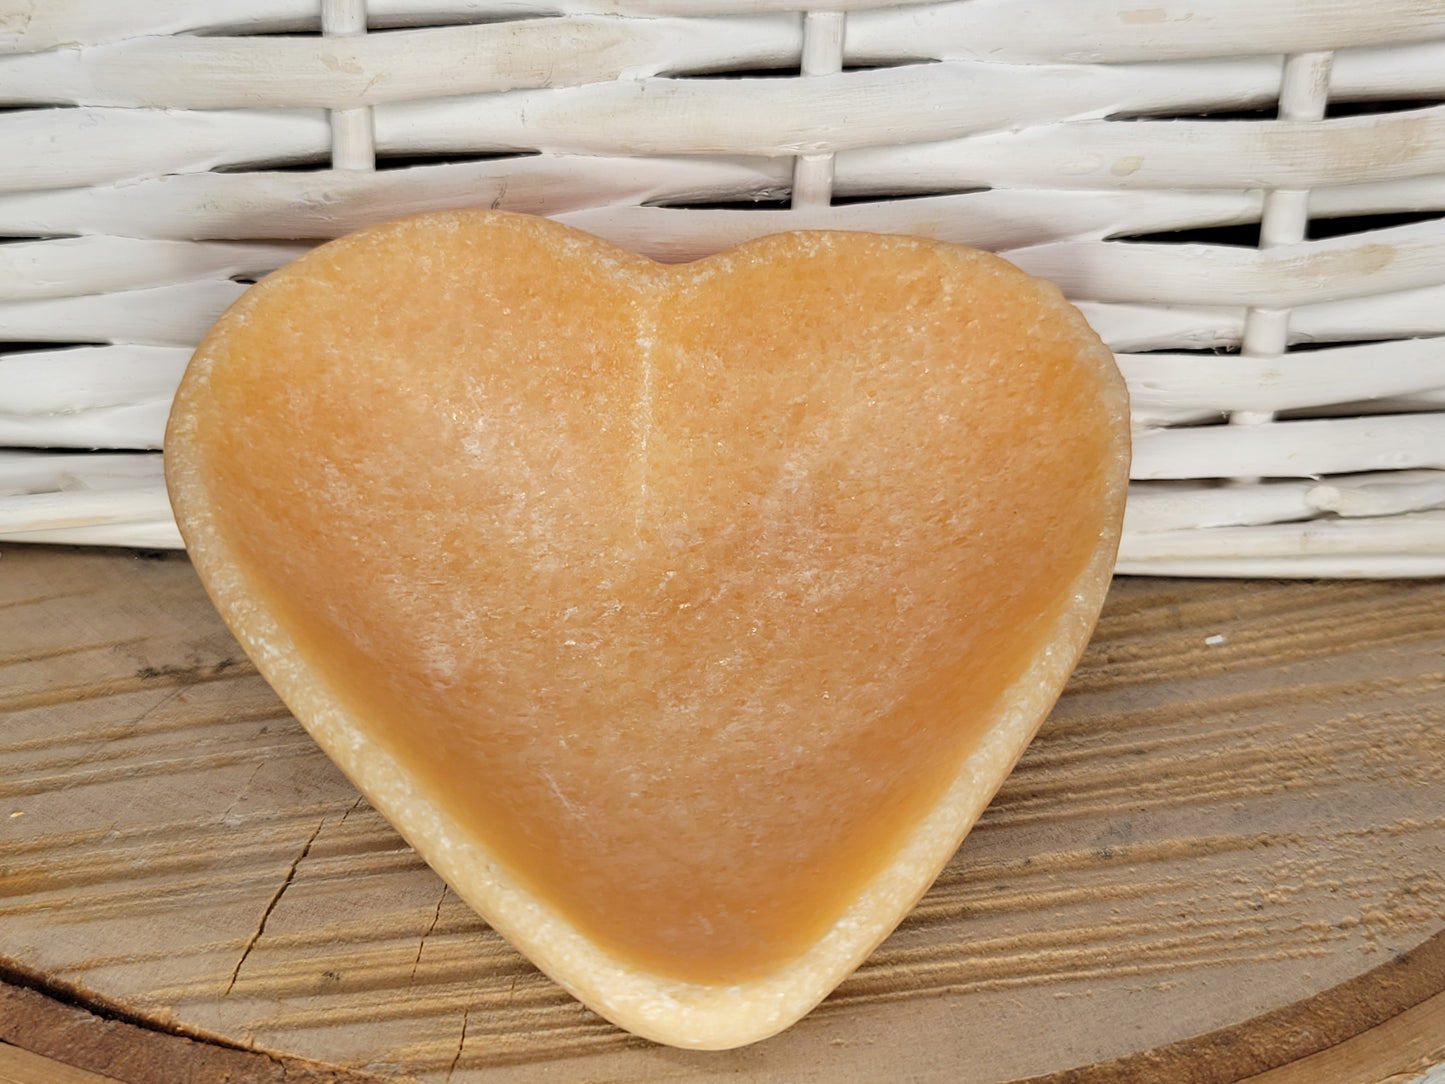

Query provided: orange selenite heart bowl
[165,209,1130,1049]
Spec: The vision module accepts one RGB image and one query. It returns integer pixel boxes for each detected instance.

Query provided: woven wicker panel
[3,0,1444,575]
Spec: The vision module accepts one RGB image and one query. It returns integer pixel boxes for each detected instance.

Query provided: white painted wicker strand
[2,0,1444,576]
[1233,50,1332,433]
[790,11,844,210]
[322,0,377,172]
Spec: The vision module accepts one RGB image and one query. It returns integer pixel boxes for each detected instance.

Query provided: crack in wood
[445,1000,471,1081]
[410,884,448,987]
[219,760,268,825]
[223,817,327,997]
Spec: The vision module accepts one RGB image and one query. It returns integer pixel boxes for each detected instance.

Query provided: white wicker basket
[3,0,1444,576]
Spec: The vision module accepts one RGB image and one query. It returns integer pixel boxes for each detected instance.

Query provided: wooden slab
[1,543,1442,1083]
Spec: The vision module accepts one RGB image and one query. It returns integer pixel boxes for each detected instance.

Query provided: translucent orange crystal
[170,212,1127,988]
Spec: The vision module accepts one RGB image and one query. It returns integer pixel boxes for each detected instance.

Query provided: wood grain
[0,1041,125,1084]
[0,544,1442,1082]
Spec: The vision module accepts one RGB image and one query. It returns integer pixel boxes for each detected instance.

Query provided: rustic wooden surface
[1,543,1442,1083]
